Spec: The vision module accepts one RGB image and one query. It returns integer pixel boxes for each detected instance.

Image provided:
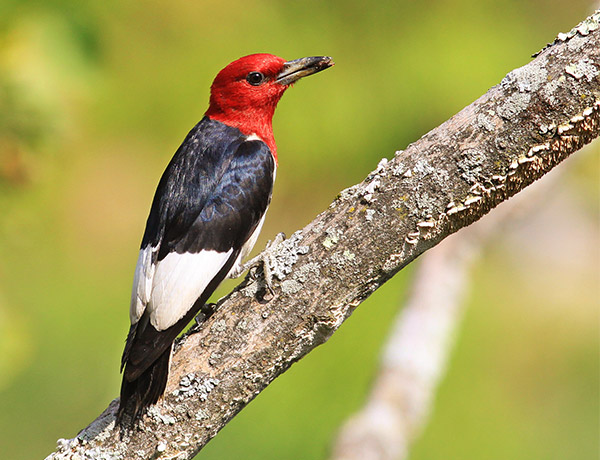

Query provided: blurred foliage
[0,1,598,459]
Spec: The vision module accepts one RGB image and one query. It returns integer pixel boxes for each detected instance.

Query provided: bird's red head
[205,53,333,161]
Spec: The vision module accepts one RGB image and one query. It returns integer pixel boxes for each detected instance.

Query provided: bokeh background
[0,1,598,459]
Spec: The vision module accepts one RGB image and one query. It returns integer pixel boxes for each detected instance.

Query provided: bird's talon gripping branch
[117,54,333,425]
[230,232,286,298]
[231,232,285,277]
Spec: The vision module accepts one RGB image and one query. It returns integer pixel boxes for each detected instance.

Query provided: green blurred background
[0,1,598,459]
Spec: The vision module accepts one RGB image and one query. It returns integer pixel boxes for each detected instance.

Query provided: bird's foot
[230,232,286,295]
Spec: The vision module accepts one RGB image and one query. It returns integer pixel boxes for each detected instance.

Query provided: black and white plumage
[116,53,333,426]
[118,117,275,423]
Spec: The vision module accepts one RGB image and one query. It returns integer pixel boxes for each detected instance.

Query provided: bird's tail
[116,343,172,427]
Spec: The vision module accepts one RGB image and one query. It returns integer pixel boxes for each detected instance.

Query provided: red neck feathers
[206,103,279,162]
[204,54,289,163]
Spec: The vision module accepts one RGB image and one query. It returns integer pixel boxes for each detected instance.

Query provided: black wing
[119,118,274,420]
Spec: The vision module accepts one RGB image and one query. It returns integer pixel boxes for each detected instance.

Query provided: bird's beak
[276,56,334,86]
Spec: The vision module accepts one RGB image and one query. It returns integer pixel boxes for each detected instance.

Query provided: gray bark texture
[47,11,600,460]
[328,159,567,460]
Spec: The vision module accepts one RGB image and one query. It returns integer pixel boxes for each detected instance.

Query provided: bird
[117,53,334,425]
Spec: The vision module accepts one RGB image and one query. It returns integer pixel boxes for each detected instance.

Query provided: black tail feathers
[116,344,172,428]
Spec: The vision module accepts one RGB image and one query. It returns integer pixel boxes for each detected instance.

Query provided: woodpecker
[117,53,333,425]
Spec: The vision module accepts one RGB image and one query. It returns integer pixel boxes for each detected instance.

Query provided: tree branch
[328,158,568,460]
[47,11,600,460]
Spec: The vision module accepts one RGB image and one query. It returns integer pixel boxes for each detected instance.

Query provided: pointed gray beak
[276,56,334,85]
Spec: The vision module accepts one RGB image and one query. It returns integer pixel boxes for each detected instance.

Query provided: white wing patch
[148,249,233,331]
[130,246,157,324]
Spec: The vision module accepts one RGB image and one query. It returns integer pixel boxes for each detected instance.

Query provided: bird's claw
[232,232,286,296]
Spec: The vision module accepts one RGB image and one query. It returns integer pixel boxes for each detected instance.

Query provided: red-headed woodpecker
[117,53,334,424]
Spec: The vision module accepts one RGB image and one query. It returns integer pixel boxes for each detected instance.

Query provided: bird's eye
[246,71,266,86]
